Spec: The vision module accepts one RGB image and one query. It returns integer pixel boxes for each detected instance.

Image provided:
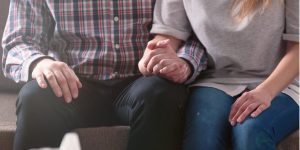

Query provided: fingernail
[57,93,62,97]
[74,93,78,99]
[66,97,72,103]
[237,118,241,123]
[230,121,235,126]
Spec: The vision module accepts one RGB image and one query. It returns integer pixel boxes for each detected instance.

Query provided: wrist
[181,58,193,80]
[255,84,277,100]
[30,58,54,73]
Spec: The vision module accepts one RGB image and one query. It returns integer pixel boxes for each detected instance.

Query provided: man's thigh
[114,76,188,125]
[17,79,122,128]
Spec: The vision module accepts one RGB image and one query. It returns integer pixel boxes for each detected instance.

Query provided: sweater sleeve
[178,34,208,84]
[283,0,299,42]
[150,0,192,41]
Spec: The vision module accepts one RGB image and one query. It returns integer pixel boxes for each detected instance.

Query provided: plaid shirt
[2,0,207,83]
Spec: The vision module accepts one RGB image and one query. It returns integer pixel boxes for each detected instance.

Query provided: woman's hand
[229,87,274,126]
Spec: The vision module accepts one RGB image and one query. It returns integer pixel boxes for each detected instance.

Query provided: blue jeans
[183,87,299,150]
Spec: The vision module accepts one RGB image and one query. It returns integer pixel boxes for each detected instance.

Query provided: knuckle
[59,79,67,85]
[58,62,66,68]
[63,71,71,78]
[240,108,246,112]
[70,78,78,85]
[49,62,58,68]
[149,51,156,57]
[242,92,249,97]
[45,72,54,79]
[160,59,167,65]
[248,105,255,110]
[151,56,159,62]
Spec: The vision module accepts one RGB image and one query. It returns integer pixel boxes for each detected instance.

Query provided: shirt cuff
[178,54,201,84]
[283,34,299,42]
[20,54,54,82]
[151,24,191,41]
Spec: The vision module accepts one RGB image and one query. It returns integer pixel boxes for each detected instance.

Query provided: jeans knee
[130,76,187,107]
[232,118,274,148]
[234,118,271,135]
[17,80,56,114]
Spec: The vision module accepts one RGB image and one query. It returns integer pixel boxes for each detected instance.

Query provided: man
[2,0,206,150]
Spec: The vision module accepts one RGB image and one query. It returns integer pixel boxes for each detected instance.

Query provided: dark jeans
[183,87,299,150]
[14,76,188,150]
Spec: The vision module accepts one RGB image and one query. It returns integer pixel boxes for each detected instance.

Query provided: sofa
[0,0,298,150]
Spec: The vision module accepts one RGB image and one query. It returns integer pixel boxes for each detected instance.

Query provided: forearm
[2,0,53,83]
[177,34,207,84]
[256,42,299,98]
[151,34,183,51]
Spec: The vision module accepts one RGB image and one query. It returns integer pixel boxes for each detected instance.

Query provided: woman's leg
[183,87,234,150]
[232,93,299,150]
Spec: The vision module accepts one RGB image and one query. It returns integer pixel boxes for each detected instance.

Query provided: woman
[147,0,299,149]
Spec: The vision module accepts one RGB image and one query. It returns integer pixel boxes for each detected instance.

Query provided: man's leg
[114,76,188,150]
[13,80,118,150]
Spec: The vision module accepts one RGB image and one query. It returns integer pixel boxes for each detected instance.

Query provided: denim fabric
[183,87,299,150]
[14,76,188,150]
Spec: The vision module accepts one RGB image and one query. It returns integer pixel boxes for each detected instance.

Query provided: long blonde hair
[232,0,272,21]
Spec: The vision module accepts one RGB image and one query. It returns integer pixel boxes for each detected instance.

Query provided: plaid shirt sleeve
[1,0,54,83]
[177,33,208,84]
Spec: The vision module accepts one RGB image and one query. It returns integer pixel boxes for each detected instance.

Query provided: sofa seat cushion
[0,93,17,150]
[0,93,298,150]
[75,126,129,150]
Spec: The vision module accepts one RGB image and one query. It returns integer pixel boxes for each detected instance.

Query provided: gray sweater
[151,0,299,103]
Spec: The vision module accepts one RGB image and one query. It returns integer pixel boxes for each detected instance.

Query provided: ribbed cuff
[151,24,191,41]
[21,54,54,82]
[178,54,201,84]
[283,34,299,42]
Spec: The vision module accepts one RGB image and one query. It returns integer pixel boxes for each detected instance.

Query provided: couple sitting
[2,0,298,150]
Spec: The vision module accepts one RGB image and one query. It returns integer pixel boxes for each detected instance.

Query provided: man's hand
[31,59,82,103]
[158,58,191,83]
[139,39,192,83]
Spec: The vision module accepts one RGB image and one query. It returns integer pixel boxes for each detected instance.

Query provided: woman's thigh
[183,87,235,150]
[232,93,299,150]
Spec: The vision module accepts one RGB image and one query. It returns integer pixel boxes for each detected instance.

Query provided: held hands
[229,87,274,126]
[139,39,191,83]
[31,59,82,103]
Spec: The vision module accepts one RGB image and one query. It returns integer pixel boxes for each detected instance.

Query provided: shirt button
[115,44,120,49]
[114,16,119,22]
[112,72,118,77]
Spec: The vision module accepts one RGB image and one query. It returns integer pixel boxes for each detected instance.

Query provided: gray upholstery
[75,126,129,150]
[0,0,298,150]
[0,94,299,150]
[0,94,16,150]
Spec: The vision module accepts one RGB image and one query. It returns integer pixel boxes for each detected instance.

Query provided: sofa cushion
[0,93,299,150]
[75,126,129,150]
[0,93,17,150]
